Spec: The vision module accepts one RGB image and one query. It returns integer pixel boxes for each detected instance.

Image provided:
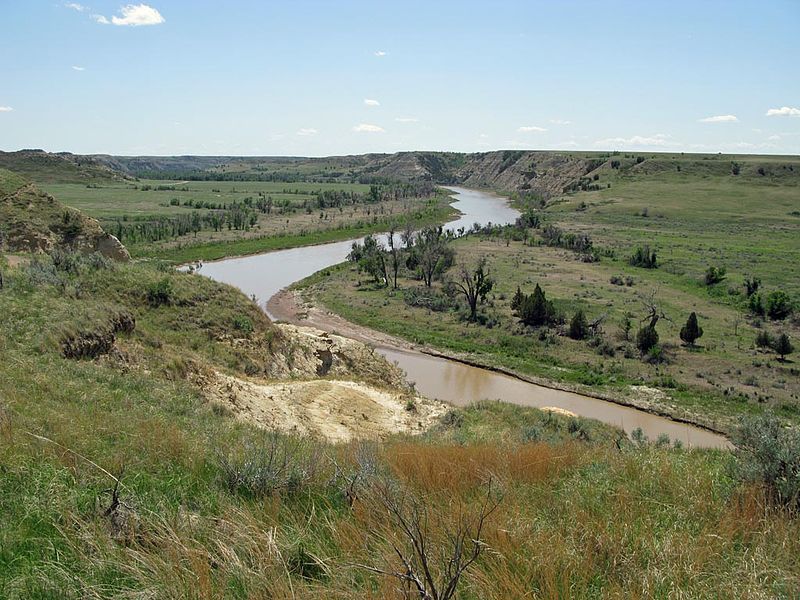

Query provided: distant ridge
[0,149,129,184]
[2,149,798,199]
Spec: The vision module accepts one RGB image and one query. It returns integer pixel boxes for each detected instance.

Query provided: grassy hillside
[0,169,128,259]
[301,154,800,432]
[1,253,798,598]
[0,151,124,184]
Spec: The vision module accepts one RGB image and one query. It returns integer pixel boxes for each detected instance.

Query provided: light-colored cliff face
[350,151,601,198]
[453,151,601,198]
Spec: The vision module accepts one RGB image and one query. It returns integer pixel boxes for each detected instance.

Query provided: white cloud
[768,134,781,141]
[374,50,387,57]
[698,114,738,123]
[364,98,380,107]
[353,123,385,133]
[766,106,800,117]
[479,133,489,138]
[594,134,672,148]
[71,65,85,71]
[65,2,87,11]
[0,106,13,112]
[395,116,418,123]
[95,4,165,26]
[296,128,318,136]
[517,125,547,133]
[549,119,571,125]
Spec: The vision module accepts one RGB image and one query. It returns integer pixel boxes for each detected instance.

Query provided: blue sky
[1,0,798,156]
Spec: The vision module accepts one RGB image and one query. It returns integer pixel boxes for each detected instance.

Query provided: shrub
[766,290,793,320]
[755,330,773,350]
[704,265,727,286]
[636,325,659,354]
[232,315,254,334]
[629,245,658,269]
[749,292,765,316]
[217,433,322,499]
[744,276,761,297]
[679,312,703,346]
[592,336,616,357]
[403,286,455,312]
[732,413,800,511]
[568,310,589,340]
[146,278,173,307]
[644,345,667,364]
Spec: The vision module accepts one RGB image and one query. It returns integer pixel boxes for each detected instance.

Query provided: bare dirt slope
[195,370,446,442]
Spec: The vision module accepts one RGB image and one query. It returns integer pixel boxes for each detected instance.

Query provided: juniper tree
[680,312,703,346]
[569,310,589,340]
[773,333,794,361]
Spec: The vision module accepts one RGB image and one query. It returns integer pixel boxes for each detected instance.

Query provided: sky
[1,0,799,156]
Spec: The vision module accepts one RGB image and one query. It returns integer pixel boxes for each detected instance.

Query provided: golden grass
[387,442,582,495]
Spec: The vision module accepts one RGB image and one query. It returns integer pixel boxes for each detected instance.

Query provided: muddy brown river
[198,187,730,448]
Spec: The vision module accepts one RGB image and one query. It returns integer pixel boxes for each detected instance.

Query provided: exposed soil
[194,369,446,443]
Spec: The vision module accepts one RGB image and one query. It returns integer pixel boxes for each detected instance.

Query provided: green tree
[636,325,659,354]
[679,312,703,346]
[773,333,794,361]
[519,284,555,327]
[766,290,793,320]
[510,286,524,313]
[349,234,388,286]
[568,310,589,340]
[755,329,773,349]
[412,226,455,287]
[749,292,765,316]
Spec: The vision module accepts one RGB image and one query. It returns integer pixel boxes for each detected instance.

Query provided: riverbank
[270,288,731,447]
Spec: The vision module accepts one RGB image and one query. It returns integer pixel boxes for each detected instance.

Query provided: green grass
[43,180,373,220]
[41,180,457,262]
[0,252,798,598]
[2,152,800,597]
[135,198,458,263]
[300,156,800,432]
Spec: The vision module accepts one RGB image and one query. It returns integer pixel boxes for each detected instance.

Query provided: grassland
[1,253,799,598]
[43,180,457,262]
[300,155,800,432]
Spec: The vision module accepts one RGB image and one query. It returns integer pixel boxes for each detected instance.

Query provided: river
[197,186,729,448]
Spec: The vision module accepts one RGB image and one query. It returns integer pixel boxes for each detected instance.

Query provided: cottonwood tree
[452,257,494,321]
[359,478,501,600]
[349,234,388,286]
